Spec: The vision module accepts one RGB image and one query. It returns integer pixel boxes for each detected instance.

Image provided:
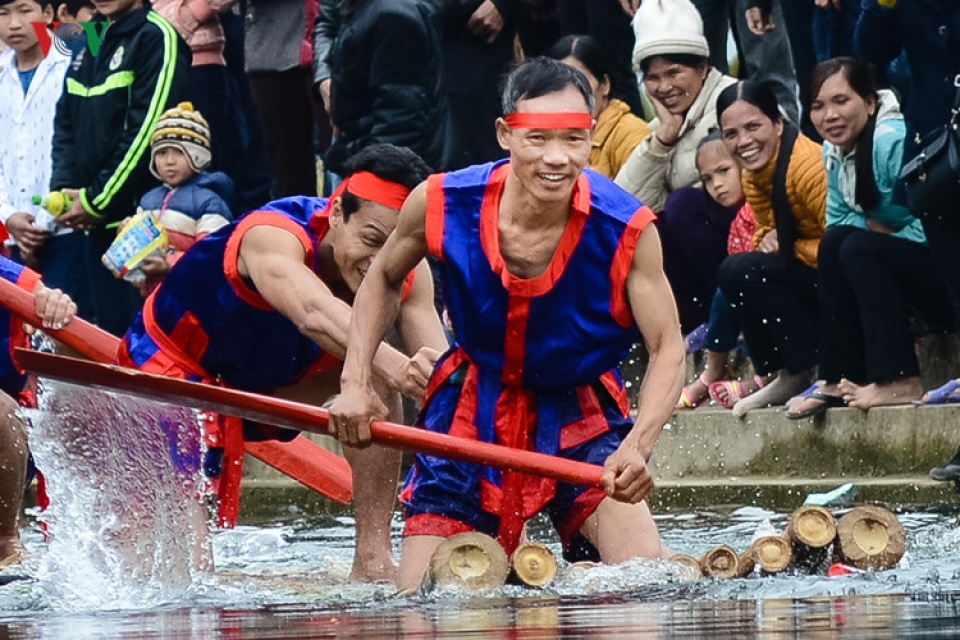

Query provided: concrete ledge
[233,476,958,523]
[654,404,960,479]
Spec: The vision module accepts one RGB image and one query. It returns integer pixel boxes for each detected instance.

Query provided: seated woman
[545,34,649,179]
[716,80,827,417]
[785,57,953,418]
[676,131,775,410]
[614,0,737,335]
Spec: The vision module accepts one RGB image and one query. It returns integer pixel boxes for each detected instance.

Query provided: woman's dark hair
[717,81,801,263]
[716,80,782,125]
[807,57,880,211]
[340,144,432,219]
[544,35,615,94]
[639,53,708,76]
[694,129,726,172]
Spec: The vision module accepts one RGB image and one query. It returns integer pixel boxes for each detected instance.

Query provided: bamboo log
[700,545,741,579]
[748,535,793,575]
[787,505,837,572]
[509,542,558,588]
[426,532,509,591]
[669,554,703,579]
[834,506,906,571]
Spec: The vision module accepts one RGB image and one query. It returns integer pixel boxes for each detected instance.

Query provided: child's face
[698,140,745,208]
[0,0,53,53]
[154,146,195,187]
[91,0,142,20]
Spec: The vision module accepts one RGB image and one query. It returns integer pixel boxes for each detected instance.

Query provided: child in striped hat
[112,102,233,295]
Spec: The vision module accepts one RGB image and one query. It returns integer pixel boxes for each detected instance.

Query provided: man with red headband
[331,57,685,590]
[118,144,447,581]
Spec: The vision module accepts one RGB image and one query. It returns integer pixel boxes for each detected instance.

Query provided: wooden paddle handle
[0,275,119,363]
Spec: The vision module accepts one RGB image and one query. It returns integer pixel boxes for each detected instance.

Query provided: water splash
[25,378,210,609]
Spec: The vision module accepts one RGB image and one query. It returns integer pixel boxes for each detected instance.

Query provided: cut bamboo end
[427,532,509,591]
[834,506,906,571]
[670,554,704,579]
[787,505,837,549]
[700,545,740,579]
[736,552,755,578]
[509,542,558,588]
[749,535,793,574]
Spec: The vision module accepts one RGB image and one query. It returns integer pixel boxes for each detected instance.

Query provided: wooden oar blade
[245,438,353,505]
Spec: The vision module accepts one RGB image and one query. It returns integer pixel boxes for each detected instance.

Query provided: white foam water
[25,377,211,609]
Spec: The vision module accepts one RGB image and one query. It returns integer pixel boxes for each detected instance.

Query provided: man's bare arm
[625,225,685,457]
[331,183,431,444]
[397,259,448,355]
[238,225,410,392]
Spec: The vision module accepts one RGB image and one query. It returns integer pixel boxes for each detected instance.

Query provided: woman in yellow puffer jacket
[715,80,827,416]
[545,35,650,179]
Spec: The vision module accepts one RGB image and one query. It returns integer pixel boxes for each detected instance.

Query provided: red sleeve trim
[223,212,315,312]
[610,206,657,327]
[15,267,41,294]
[424,173,446,260]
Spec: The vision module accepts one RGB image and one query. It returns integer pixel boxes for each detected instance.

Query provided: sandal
[785,391,847,420]
[913,379,960,406]
[676,373,710,410]
[708,375,768,410]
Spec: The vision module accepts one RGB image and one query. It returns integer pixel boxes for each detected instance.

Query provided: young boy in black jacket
[50,0,189,335]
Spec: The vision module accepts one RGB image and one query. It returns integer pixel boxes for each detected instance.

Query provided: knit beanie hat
[632,0,710,69]
[150,102,212,180]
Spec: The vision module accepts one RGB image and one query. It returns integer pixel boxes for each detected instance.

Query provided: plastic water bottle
[32,191,73,217]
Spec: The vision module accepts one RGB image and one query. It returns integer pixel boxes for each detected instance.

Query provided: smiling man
[331,57,685,591]
[118,144,448,582]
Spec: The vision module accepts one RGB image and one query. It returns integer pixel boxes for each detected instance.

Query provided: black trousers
[920,212,960,333]
[817,225,954,384]
[718,251,819,375]
[248,67,317,198]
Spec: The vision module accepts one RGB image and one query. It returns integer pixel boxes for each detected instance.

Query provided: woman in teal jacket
[786,57,953,418]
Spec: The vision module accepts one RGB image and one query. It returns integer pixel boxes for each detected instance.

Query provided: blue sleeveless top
[403,160,656,528]
[132,196,338,391]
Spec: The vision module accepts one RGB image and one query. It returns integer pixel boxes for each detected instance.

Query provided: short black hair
[501,56,594,115]
[340,144,432,219]
[716,80,782,125]
[55,0,95,16]
[0,0,57,11]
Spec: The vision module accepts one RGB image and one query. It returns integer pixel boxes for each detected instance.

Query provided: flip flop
[676,373,710,410]
[913,379,960,406]
[708,375,768,410]
[785,392,847,420]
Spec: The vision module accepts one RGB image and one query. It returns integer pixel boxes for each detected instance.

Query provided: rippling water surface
[1,381,959,637]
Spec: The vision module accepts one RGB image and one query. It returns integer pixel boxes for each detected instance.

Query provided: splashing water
[25,377,210,609]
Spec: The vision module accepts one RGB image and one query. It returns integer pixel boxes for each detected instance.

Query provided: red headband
[504,112,593,130]
[339,171,412,211]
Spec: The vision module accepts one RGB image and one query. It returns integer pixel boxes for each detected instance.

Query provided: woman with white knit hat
[614,0,737,340]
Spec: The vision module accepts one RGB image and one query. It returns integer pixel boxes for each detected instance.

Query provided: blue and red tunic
[120,195,341,391]
[401,160,656,553]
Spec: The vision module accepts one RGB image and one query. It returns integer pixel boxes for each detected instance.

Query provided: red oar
[18,350,606,489]
[0,277,353,503]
